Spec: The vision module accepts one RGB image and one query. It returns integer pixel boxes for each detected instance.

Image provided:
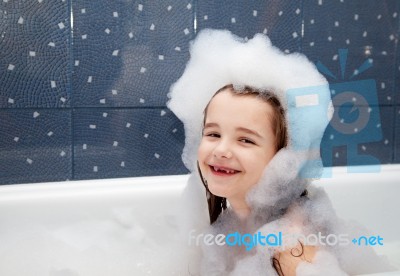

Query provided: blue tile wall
[396,39,400,105]
[0,109,72,184]
[321,106,394,167]
[0,0,70,108]
[72,0,194,107]
[395,106,400,163]
[73,107,186,180]
[302,0,399,106]
[196,0,302,52]
[1,0,399,184]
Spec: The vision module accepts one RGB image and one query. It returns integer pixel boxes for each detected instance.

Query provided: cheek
[197,140,208,163]
[246,150,275,173]
[247,159,266,177]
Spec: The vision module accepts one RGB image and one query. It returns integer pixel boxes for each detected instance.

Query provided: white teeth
[213,166,235,174]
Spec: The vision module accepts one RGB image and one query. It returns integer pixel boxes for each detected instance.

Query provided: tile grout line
[68,0,75,180]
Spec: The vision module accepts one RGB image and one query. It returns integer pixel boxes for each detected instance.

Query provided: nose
[213,139,232,159]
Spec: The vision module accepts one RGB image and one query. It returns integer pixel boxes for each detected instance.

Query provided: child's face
[198,89,277,205]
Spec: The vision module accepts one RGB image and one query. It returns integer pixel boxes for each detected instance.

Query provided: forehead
[206,89,274,126]
[207,89,272,114]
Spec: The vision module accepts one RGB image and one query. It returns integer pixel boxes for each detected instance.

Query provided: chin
[211,189,233,200]
[207,184,227,198]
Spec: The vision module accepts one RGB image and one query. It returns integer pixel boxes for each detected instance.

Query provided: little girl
[198,84,317,275]
[168,29,392,275]
[198,84,319,275]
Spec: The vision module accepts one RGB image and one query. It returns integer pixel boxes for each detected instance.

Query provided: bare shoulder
[272,243,317,276]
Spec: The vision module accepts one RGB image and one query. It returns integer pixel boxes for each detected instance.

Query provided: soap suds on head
[167,29,331,175]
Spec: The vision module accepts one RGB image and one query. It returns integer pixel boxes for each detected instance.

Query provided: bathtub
[0,165,399,276]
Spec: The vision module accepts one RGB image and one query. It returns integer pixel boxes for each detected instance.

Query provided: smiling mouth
[209,165,241,175]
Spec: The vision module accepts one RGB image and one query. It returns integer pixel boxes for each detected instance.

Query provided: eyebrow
[204,123,263,139]
[237,127,263,139]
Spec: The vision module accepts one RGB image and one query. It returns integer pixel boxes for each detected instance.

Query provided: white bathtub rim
[0,164,398,200]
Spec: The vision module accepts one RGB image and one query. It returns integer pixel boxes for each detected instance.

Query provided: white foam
[168,29,393,275]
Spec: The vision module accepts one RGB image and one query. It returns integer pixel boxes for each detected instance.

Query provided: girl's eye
[239,138,255,145]
[204,132,220,138]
